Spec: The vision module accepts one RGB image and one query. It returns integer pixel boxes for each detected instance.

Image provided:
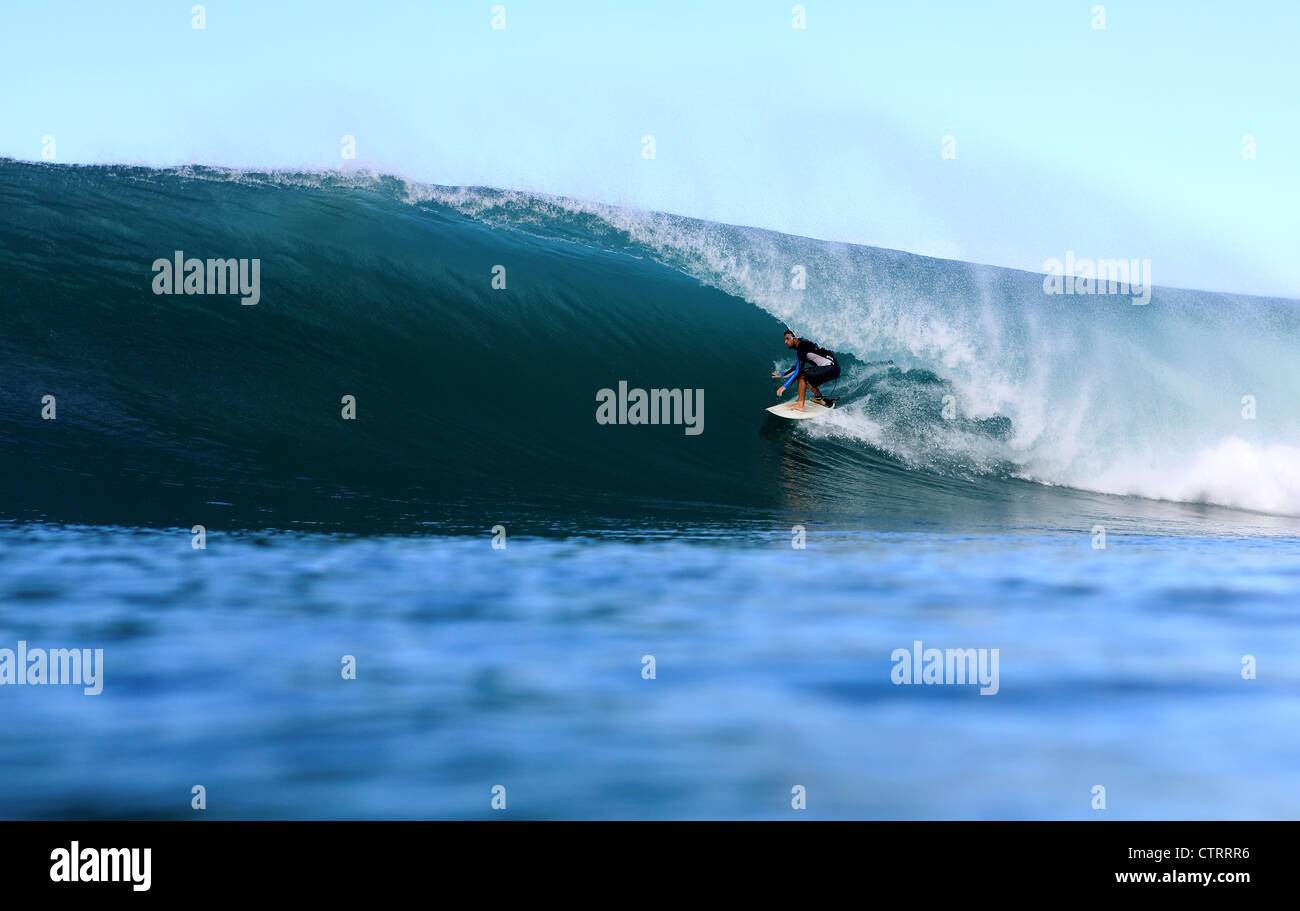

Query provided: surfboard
[765,400,835,420]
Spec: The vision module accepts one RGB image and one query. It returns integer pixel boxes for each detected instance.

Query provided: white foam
[1083,437,1300,516]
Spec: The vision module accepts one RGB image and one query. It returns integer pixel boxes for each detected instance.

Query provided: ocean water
[1,159,1298,818]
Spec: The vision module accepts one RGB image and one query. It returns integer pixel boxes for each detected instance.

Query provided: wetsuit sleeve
[781,361,799,389]
[781,343,808,389]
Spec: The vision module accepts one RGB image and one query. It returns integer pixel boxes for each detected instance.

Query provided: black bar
[0,821,1281,897]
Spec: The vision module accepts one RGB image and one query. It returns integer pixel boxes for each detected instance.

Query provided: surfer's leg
[790,376,809,410]
[805,363,838,405]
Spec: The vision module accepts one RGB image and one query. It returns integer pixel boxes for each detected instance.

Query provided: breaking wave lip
[5,159,1300,519]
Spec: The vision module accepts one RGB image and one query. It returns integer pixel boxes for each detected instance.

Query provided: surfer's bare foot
[786,403,805,411]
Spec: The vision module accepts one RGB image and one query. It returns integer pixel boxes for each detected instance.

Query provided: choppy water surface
[2,521,1295,819]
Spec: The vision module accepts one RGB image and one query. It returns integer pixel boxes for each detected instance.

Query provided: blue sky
[2,0,1297,297]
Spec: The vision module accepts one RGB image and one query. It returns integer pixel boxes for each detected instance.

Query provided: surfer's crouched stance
[772,329,840,410]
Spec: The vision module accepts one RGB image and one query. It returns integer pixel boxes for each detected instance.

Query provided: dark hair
[783,329,795,338]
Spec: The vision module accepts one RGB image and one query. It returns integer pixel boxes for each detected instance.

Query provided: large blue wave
[2,159,1298,532]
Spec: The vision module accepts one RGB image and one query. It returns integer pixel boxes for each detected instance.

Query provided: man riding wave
[772,329,840,411]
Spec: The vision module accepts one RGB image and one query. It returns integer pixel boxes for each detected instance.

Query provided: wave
[404,181,1300,516]
[2,159,1298,530]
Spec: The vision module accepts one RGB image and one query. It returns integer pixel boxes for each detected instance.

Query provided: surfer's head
[784,329,798,349]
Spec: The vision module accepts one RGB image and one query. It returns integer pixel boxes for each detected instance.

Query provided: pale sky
[2,0,1296,297]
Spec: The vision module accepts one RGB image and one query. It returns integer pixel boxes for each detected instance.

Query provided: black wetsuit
[780,339,840,391]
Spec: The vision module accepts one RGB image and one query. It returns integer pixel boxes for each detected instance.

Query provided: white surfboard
[765,400,834,420]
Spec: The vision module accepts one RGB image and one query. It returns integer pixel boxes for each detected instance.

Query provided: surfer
[772,329,840,411]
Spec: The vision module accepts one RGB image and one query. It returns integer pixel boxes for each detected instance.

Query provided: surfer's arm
[780,358,801,389]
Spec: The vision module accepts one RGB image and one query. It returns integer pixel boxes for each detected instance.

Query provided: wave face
[411,184,1300,517]
[2,160,1299,530]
